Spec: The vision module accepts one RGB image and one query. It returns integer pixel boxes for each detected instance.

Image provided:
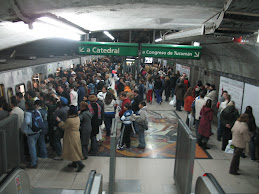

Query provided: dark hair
[200,91,206,98]
[184,87,193,99]
[245,106,253,115]
[10,96,18,107]
[197,80,203,87]
[27,90,36,98]
[206,83,211,87]
[222,90,228,94]
[140,101,146,107]
[102,86,107,90]
[49,96,57,105]
[40,81,45,85]
[237,113,249,123]
[104,91,114,105]
[68,105,78,115]
[34,100,43,107]
[124,103,132,110]
[134,88,139,94]
[211,84,216,90]
[48,74,54,79]
[205,99,212,108]
[16,92,23,99]
[120,92,127,97]
[25,100,34,110]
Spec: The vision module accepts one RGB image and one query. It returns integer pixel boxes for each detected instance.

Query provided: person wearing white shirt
[195,91,207,138]
[69,85,78,107]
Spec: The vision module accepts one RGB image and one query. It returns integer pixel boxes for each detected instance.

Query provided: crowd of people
[0,61,258,176]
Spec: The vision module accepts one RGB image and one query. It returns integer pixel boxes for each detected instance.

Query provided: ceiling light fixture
[104,31,115,40]
[155,38,162,42]
[37,16,85,35]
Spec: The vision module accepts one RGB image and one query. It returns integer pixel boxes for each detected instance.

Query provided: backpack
[29,110,44,132]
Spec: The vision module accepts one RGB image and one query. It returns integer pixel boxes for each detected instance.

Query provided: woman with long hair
[184,87,195,126]
[198,99,214,149]
[229,114,250,175]
[103,92,117,137]
[57,106,85,172]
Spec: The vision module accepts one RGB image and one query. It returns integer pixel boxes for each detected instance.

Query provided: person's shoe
[26,164,37,169]
[77,164,85,172]
[241,153,247,158]
[159,101,162,105]
[217,137,221,141]
[137,145,145,149]
[54,156,63,160]
[229,172,240,175]
[68,163,77,168]
[203,146,210,150]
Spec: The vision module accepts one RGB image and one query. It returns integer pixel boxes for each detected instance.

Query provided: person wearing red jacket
[119,92,131,117]
[184,87,195,126]
[198,99,214,149]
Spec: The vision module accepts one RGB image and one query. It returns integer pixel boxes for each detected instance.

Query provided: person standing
[164,76,171,102]
[198,99,214,149]
[146,78,154,104]
[229,114,251,175]
[16,92,26,111]
[175,79,187,111]
[103,92,116,137]
[154,77,162,104]
[57,106,85,172]
[22,100,42,168]
[88,95,102,155]
[194,91,207,138]
[184,87,195,126]
[69,85,78,107]
[244,106,257,161]
[79,101,92,159]
[220,101,239,151]
[170,73,178,98]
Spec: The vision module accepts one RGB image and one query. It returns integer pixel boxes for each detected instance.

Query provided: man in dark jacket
[220,101,239,151]
[132,89,142,113]
[174,79,187,111]
[57,85,70,105]
[117,78,125,95]
[170,73,178,97]
[77,81,86,105]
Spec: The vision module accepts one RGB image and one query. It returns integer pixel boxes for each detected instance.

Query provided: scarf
[88,103,101,119]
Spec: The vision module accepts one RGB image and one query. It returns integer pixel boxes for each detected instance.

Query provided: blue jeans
[217,112,222,141]
[155,89,161,103]
[27,133,40,166]
[138,128,146,148]
[104,113,115,136]
[38,131,48,158]
[133,121,139,133]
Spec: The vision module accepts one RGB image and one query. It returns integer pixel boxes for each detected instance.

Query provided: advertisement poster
[218,76,244,113]
[176,64,190,79]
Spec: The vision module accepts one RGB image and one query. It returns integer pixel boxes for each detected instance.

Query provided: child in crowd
[119,103,134,149]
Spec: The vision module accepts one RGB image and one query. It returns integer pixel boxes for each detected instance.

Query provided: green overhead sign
[141,44,202,59]
[78,42,139,56]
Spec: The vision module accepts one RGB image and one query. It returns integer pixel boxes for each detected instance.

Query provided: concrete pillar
[153,30,155,44]
[129,30,132,43]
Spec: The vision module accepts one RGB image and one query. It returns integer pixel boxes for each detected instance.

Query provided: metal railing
[195,173,226,194]
[173,111,196,194]
[109,118,118,194]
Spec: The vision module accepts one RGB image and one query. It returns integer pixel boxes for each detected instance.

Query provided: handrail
[204,173,225,194]
[84,170,96,194]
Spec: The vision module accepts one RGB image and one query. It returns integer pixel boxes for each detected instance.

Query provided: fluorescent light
[104,31,115,40]
[126,58,135,61]
[193,41,200,46]
[155,38,162,42]
[257,31,259,43]
[33,21,81,41]
[37,16,85,35]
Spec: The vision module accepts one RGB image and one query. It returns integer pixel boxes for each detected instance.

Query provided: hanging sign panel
[141,44,202,59]
[78,42,139,56]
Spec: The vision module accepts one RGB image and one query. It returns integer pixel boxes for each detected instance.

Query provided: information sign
[78,42,138,56]
[141,44,201,59]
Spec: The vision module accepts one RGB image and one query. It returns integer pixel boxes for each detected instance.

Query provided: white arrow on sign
[79,47,85,53]
[194,52,200,58]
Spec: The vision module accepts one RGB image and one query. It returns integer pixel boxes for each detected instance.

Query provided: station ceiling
[0,0,259,51]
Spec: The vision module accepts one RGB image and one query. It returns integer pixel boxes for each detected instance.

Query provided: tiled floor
[26,98,259,194]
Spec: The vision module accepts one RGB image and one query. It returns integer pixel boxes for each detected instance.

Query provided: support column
[153,30,156,44]
[129,31,132,43]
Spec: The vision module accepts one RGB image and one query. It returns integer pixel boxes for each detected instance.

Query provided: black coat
[154,80,162,90]
[221,105,239,139]
[132,95,142,113]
